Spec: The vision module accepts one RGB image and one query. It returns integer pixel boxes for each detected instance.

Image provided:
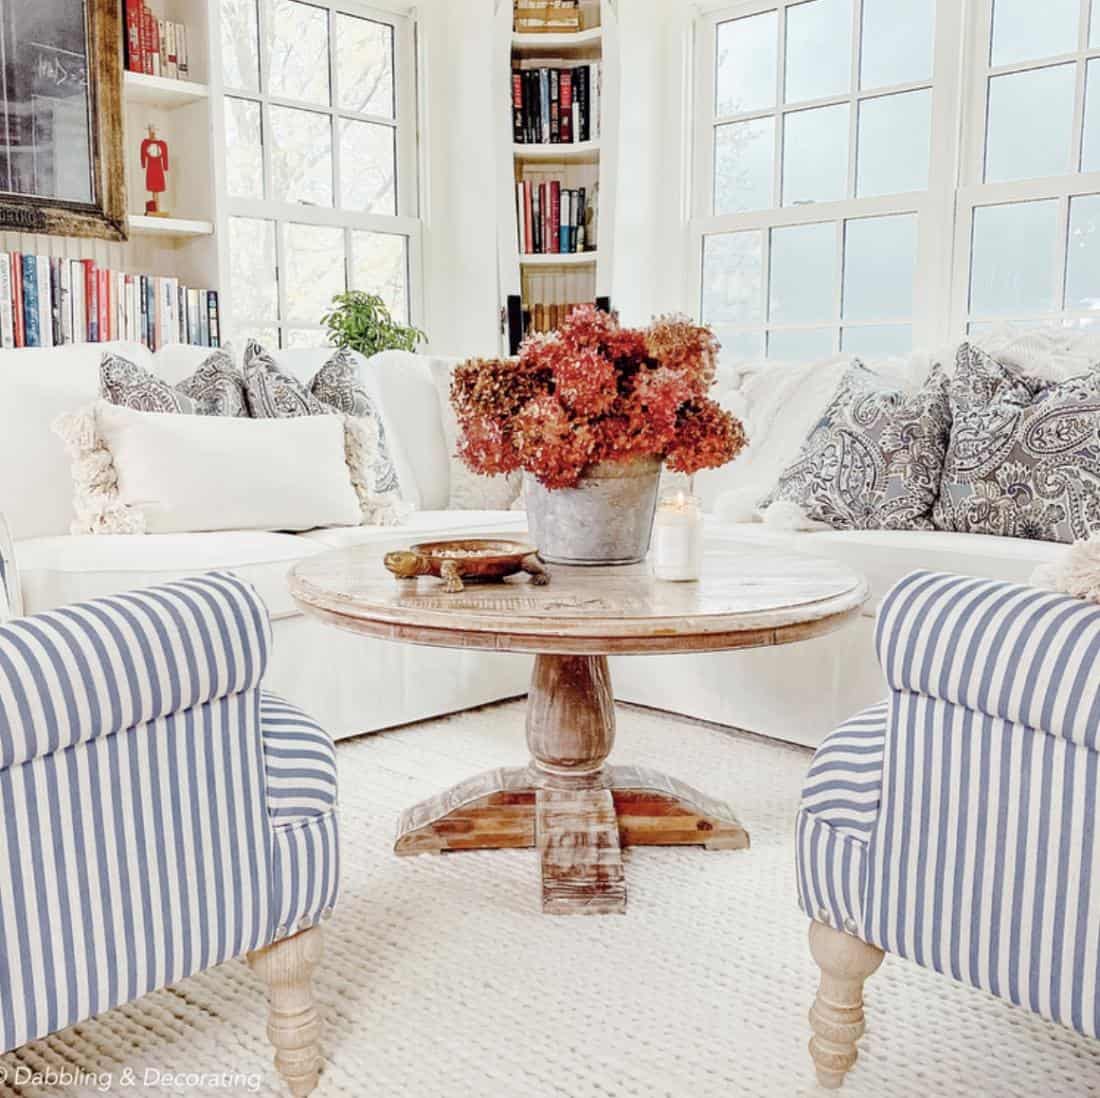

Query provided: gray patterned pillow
[933,345,1100,543]
[768,361,951,531]
[101,350,247,417]
[243,341,400,495]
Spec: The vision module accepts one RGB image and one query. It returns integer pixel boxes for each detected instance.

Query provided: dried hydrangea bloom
[450,305,746,489]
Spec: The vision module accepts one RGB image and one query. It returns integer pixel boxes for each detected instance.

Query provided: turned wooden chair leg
[249,926,325,1097]
[808,920,884,1089]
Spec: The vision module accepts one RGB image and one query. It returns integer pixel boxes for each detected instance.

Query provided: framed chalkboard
[0,0,126,240]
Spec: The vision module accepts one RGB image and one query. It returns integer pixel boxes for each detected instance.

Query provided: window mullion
[1055,195,1071,315]
[275,220,288,346]
[834,219,845,348]
[761,226,772,337]
[774,8,786,207]
[847,0,862,200]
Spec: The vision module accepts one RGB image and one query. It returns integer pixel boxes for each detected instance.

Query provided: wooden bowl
[408,539,539,581]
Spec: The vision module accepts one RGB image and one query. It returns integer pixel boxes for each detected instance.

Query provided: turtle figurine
[384,538,550,593]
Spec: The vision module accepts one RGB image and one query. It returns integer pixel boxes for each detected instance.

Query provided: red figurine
[140,124,169,216]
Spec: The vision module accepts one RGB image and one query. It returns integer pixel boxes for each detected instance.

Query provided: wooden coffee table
[289,542,868,915]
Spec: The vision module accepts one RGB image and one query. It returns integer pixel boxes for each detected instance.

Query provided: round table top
[288,538,869,657]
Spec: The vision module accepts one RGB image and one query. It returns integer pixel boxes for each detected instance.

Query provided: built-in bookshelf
[497,0,617,352]
[0,0,219,350]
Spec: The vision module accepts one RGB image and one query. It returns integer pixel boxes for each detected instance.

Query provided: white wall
[417,0,503,358]
[608,0,694,326]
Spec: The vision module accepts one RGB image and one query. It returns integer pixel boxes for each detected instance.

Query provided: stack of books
[0,254,219,351]
[512,62,601,144]
[516,181,596,255]
[525,302,589,335]
[124,1,190,79]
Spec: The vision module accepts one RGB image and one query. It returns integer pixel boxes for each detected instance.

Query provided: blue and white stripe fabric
[799,701,887,839]
[0,573,339,1054]
[797,571,1100,1041]
[260,691,340,940]
[261,692,338,820]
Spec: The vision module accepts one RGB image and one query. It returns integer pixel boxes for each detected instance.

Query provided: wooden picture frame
[0,0,127,241]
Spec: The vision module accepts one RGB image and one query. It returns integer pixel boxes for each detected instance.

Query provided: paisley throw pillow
[100,349,248,417]
[933,345,1100,543]
[243,341,401,495]
[767,361,952,531]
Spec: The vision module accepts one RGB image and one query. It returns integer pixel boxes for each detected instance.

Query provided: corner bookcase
[495,0,618,354]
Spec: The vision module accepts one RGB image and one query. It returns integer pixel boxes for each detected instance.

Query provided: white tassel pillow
[54,401,387,535]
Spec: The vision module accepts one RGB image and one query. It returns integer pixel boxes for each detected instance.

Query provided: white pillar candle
[652,491,704,581]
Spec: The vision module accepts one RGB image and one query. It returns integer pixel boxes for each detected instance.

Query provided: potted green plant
[321,291,426,356]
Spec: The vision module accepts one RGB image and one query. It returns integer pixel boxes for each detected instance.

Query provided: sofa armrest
[875,571,1100,750]
[0,570,271,770]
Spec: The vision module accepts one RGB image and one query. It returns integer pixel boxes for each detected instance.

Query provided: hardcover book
[21,255,39,348]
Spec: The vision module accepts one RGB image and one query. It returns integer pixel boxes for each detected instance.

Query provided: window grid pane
[351,231,409,322]
[336,14,395,118]
[267,0,332,106]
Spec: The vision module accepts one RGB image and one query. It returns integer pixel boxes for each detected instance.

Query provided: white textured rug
[3,700,1099,1098]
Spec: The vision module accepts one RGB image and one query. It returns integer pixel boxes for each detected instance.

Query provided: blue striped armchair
[0,571,339,1097]
[797,570,1100,1088]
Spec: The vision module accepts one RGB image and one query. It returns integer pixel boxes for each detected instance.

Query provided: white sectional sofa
[0,341,1064,746]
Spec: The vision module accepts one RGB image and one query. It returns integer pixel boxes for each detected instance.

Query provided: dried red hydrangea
[451,305,746,488]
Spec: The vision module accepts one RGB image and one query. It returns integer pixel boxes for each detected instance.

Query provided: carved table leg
[393,652,749,914]
[808,920,884,1088]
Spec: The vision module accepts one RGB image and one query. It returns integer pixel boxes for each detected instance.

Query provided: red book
[528,183,536,254]
[98,269,109,343]
[124,0,143,73]
[149,14,161,76]
[141,7,154,75]
[538,182,547,255]
[560,71,573,143]
[82,260,97,340]
[511,72,523,144]
[550,181,561,254]
[11,253,23,348]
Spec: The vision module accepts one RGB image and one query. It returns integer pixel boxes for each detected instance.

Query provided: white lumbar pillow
[56,401,363,535]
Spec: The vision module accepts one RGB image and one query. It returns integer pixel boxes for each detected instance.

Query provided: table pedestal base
[394,654,749,914]
[394,764,749,913]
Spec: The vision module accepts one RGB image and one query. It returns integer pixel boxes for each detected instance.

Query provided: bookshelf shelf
[511,27,602,54]
[520,251,597,266]
[498,1,615,351]
[124,71,209,109]
[128,215,215,238]
[513,140,600,163]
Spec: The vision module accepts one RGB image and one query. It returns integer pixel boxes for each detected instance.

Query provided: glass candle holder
[652,491,703,581]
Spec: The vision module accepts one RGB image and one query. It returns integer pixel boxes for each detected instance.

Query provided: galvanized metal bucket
[523,456,662,565]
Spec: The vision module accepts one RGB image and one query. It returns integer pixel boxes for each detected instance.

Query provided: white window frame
[212,0,422,346]
[950,0,1100,334]
[688,0,965,356]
